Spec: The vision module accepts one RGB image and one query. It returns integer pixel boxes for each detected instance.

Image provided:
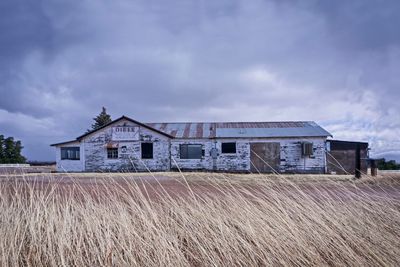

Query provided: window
[180,144,202,159]
[141,143,153,159]
[61,147,80,160]
[107,148,118,159]
[301,142,313,156]
[221,142,236,154]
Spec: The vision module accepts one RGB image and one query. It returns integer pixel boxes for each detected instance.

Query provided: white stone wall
[55,141,85,172]
[170,139,213,170]
[83,119,170,172]
[171,137,326,173]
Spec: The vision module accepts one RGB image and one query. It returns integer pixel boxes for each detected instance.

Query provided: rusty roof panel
[59,117,330,147]
[183,123,191,138]
[196,123,203,138]
[145,121,331,139]
[145,122,214,138]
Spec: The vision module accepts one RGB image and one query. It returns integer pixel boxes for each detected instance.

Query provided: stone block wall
[83,119,170,172]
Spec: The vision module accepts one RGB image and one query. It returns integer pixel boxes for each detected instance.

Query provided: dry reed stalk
[0,172,399,266]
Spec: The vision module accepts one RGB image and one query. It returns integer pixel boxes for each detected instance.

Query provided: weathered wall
[279,138,327,173]
[83,119,170,172]
[55,142,85,172]
[55,121,327,173]
[327,149,368,175]
[170,140,213,170]
[216,141,250,171]
[171,137,326,173]
[170,140,249,172]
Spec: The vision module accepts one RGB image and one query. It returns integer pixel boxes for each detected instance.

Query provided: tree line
[0,135,26,164]
[377,158,400,170]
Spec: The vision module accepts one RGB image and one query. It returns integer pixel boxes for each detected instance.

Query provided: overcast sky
[1,0,399,161]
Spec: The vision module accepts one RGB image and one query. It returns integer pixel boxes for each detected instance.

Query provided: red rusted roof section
[170,130,178,137]
[182,123,192,138]
[196,123,203,138]
[55,116,329,146]
[143,121,330,139]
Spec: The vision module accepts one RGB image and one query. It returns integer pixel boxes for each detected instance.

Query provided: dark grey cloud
[0,0,399,161]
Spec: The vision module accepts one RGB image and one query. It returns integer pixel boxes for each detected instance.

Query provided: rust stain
[170,130,178,137]
[196,123,203,138]
[183,123,192,138]
[208,123,216,138]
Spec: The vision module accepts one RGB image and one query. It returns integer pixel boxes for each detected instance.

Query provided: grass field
[0,172,399,266]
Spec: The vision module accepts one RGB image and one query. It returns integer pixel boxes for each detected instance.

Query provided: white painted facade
[55,141,85,172]
[170,137,327,173]
[52,116,330,173]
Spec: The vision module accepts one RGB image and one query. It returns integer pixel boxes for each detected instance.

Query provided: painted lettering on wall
[112,126,139,141]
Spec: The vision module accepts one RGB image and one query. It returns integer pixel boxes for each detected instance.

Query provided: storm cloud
[0,0,399,161]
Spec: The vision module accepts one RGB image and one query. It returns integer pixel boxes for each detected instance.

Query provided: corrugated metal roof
[145,121,331,139]
[145,122,216,138]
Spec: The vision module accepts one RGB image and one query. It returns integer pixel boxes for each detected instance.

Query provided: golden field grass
[0,172,399,266]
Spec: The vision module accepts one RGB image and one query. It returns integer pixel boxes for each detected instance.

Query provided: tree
[4,137,14,163]
[87,107,112,132]
[14,140,26,163]
[0,135,4,163]
[0,135,26,164]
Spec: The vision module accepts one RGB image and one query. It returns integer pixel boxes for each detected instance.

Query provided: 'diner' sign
[112,126,139,141]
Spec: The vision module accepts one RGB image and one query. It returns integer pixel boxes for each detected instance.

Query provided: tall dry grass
[0,173,399,266]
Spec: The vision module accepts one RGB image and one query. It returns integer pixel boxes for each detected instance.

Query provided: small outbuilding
[326,140,369,176]
[51,115,335,173]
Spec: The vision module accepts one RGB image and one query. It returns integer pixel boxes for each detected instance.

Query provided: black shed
[326,140,369,176]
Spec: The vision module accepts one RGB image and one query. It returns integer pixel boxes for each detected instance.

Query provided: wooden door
[250,142,280,173]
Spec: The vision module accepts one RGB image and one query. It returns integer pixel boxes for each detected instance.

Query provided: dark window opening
[221,142,236,154]
[301,142,313,156]
[180,144,202,159]
[61,147,80,160]
[141,143,153,159]
[107,148,118,159]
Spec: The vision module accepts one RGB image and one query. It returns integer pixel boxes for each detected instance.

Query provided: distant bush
[378,158,400,170]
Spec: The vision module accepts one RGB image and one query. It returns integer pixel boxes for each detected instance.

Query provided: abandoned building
[51,115,340,173]
[326,140,369,175]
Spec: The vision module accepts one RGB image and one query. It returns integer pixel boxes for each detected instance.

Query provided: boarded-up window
[221,142,236,154]
[141,143,153,159]
[61,147,80,160]
[180,144,202,159]
[107,148,118,159]
[250,142,280,173]
[302,142,313,156]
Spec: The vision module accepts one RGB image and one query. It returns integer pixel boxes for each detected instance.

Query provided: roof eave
[50,140,79,147]
[76,115,174,141]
